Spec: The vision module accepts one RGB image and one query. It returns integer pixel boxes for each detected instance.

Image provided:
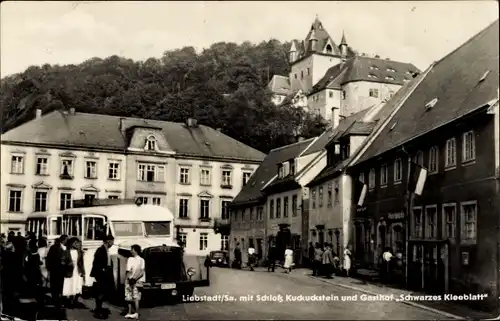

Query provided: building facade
[348,20,499,309]
[268,16,419,123]
[1,109,264,256]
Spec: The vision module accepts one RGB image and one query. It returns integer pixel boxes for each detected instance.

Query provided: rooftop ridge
[269,137,316,152]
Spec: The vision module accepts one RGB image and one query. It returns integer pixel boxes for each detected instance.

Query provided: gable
[198,191,214,198]
[81,184,100,192]
[127,127,175,154]
[32,181,53,190]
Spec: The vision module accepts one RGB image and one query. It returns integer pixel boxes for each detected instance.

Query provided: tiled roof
[1,111,266,162]
[302,17,341,56]
[303,108,372,156]
[341,121,377,137]
[309,56,420,95]
[231,138,316,205]
[355,19,499,165]
[268,75,291,95]
[307,76,424,186]
[279,90,300,106]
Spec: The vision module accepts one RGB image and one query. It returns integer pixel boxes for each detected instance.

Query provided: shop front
[353,205,376,267]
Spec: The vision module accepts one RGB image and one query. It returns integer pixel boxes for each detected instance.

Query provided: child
[125,245,145,319]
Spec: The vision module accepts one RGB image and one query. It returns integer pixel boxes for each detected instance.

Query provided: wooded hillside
[0,40,326,153]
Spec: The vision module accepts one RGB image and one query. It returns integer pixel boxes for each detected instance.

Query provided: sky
[1,1,498,77]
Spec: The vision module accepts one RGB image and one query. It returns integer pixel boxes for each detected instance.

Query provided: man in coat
[322,243,335,279]
[46,234,69,310]
[233,243,242,269]
[267,243,276,272]
[90,235,115,318]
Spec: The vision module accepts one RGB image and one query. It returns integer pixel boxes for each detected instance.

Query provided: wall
[308,89,342,121]
[312,55,341,90]
[266,188,303,236]
[230,203,266,265]
[289,57,314,92]
[1,144,126,233]
[342,81,401,116]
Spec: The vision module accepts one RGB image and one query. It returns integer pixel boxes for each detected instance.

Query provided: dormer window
[368,74,378,79]
[145,135,157,151]
[340,142,350,160]
[289,160,295,175]
[385,76,395,81]
[327,146,336,167]
[425,98,438,109]
[325,44,332,54]
[387,68,396,72]
[370,66,379,70]
[278,164,284,178]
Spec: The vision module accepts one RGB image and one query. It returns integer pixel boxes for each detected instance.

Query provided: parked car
[209,250,229,267]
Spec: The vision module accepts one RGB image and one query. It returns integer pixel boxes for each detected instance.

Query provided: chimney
[186,118,198,127]
[69,108,76,115]
[331,107,340,129]
[35,109,42,119]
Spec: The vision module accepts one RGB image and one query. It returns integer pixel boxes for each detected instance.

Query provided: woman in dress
[62,237,85,308]
[343,246,352,277]
[283,246,294,274]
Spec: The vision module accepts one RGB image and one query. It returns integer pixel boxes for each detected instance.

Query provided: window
[318,187,323,207]
[199,233,208,251]
[84,194,96,205]
[334,184,339,204]
[137,163,165,182]
[342,90,346,100]
[413,151,424,167]
[291,195,298,217]
[462,131,476,162]
[307,67,310,75]
[200,168,211,186]
[108,195,119,199]
[412,207,423,238]
[152,197,161,205]
[278,165,284,178]
[178,233,187,247]
[60,193,72,210]
[145,221,170,236]
[385,76,395,81]
[145,136,157,151]
[242,172,252,186]
[329,91,333,98]
[8,190,22,212]
[428,146,439,174]
[34,191,48,212]
[276,198,281,218]
[290,161,295,175]
[85,161,97,179]
[380,164,388,186]
[387,68,396,72]
[221,200,230,220]
[369,169,376,189]
[442,204,456,240]
[221,170,232,187]
[445,138,456,168]
[460,201,477,244]
[311,189,316,209]
[249,208,254,221]
[294,73,297,79]
[179,167,190,184]
[327,184,332,207]
[60,159,73,177]
[301,70,304,79]
[425,206,437,239]
[257,207,263,221]
[359,173,365,183]
[108,161,120,180]
[179,199,189,218]
[136,196,148,205]
[221,235,229,251]
[269,199,274,219]
[369,89,379,98]
[394,159,402,183]
[36,157,48,175]
[283,196,289,218]
[200,199,210,219]
[11,156,24,174]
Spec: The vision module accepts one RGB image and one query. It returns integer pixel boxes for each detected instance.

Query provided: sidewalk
[289,268,494,320]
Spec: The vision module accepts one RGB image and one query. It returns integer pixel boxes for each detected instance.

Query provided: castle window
[342,90,346,100]
[294,73,297,79]
[301,71,304,79]
[326,45,332,54]
[329,91,333,98]
[307,68,310,75]
[369,89,379,98]
[145,135,157,151]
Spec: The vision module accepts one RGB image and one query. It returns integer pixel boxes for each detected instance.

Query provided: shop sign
[387,211,405,221]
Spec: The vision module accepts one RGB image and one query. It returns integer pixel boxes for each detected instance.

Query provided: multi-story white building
[1,108,264,256]
[268,16,420,123]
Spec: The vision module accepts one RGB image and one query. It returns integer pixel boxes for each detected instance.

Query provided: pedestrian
[312,243,323,276]
[247,244,255,271]
[24,239,43,304]
[90,235,115,319]
[382,247,393,282]
[267,243,276,272]
[343,246,352,277]
[283,246,294,274]
[46,234,70,312]
[37,238,49,289]
[322,244,334,279]
[233,243,242,269]
[62,237,85,308]
[124,244,145,319]
[307,242,314,269]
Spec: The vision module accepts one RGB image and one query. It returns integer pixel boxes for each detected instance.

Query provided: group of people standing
[308,242,352,279]
[1,232,146,320]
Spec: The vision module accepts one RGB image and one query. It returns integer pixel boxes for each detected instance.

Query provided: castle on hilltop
[268,16,420,128]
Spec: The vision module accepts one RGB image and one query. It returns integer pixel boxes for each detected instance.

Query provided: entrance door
[318,231,324,245]
[408,242,448,293]
[355,223,364,262]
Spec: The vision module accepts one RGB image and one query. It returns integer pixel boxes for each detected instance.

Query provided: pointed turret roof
[289,41,297,52]
[340,31,347,46]
[300,16,341,57]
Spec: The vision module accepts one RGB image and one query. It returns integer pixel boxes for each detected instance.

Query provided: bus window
[84,216,106,240]
[64,216,82,237]
[50,217,62,235]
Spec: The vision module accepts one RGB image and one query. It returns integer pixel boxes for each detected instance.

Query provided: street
[63,267,451,320]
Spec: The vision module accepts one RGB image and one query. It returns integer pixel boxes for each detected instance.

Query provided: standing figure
[312,243,323,277]
[382,247,393,282]
[62,237,85,308]
[307,242,314,269]
[283,246,294,274]
[90,235,115,319]
[25,239,43,304]
[46,234,70,311]
[322,244,334,279]
[343,246,352,277]
[267,243,276,272]
[124,245,145,319]
[37,238,49,289]
[247,245,255,271]
[233,243,242,269]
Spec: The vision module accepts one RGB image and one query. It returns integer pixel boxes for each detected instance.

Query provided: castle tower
[289,41,298,64]
[339,31,348,60]
[308,29,318,53]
